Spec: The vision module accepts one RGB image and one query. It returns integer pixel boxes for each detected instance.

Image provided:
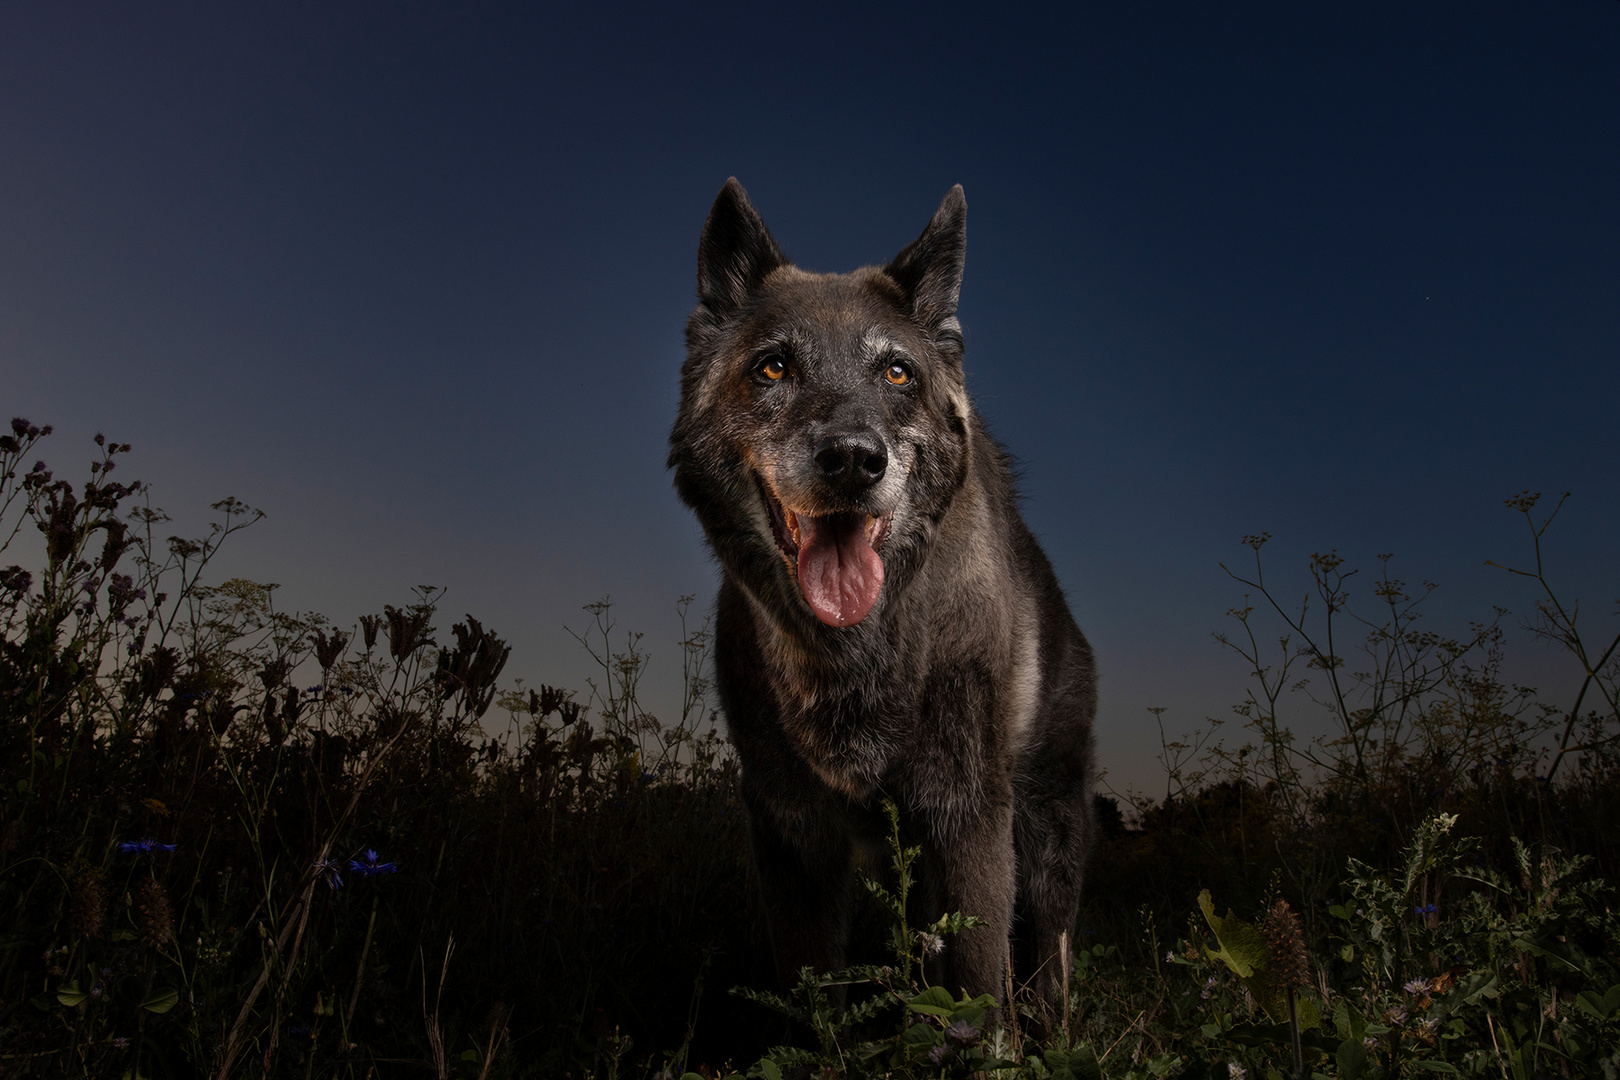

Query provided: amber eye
[757,354,787,381]
[885,362,912,386]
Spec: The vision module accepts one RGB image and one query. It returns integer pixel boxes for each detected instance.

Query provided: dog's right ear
[697,178,787,314]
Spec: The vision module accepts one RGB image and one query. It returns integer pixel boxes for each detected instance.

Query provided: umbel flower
[137,877,173,949]
[348,850,398,878]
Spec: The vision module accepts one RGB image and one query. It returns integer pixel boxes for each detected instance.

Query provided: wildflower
[1383,1005,1408,1026]
[1202,975,1218,1000]
[313,858,345,891]
[915,931,944,956]
[347,850,398,878]
[1362,1036,1379,1051]
[1404,977,1430,996]
[113,1036,131,1050]
[944,1019,981,1048]
[136,877,173,948]
[927,1044,956,1066]
[92,980,104,999]
[118,838,178,855]
[1227,1066,1246,1080]
[289,1022,313,1038]
[1165,950,1176,964]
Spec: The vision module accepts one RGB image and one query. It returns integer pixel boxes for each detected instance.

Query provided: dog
[668,179,1097,1011]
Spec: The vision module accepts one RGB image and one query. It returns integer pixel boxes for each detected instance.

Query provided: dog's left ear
[886,185,967,337]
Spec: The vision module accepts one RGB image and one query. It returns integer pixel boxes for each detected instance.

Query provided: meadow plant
[4,418,1617,1078]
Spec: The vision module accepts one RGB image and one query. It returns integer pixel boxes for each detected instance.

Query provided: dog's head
[670,179,974,630]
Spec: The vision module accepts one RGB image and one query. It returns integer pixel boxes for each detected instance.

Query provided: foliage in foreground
[2,418,1617,1078]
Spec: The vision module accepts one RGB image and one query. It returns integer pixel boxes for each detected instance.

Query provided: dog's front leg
[742,783,855,990]
[929,795,1017,1001]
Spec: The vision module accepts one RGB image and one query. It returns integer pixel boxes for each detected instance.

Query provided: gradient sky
[3,2,1617,797]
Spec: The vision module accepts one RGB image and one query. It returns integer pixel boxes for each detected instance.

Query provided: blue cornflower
[1414,903,1438,917]
[347,850,398,878]
[118,838,178,855]
[313,858,345,891]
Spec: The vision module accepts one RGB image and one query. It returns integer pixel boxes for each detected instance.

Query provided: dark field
[3,420,1616,1078]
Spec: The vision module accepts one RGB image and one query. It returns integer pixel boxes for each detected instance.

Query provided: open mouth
[760,481,889,628]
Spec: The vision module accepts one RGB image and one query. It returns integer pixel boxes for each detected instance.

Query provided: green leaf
[1336,1038,1369,1080]
[56,981,88,1008]
[1066,1043,1102,1080]
[754,1058,782,1080]
[1575,984,1620,1021]
[141,986,180,1014]
[1197,890,1267,978]
[1406,1061,1459,1074]
[460,1049,481,1063]
[906,984,956,1016]
[901,1023,937,1046]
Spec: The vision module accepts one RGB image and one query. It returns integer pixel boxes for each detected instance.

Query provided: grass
[1,417,1616,1078]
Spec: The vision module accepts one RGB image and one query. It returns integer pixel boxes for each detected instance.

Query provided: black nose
[813,430,888,493]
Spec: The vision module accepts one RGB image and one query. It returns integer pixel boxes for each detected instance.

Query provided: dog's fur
[669,179,1097,1007]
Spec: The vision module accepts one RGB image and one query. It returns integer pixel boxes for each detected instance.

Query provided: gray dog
[669,179,1097,1010]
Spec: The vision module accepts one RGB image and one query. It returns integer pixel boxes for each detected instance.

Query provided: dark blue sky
[4,2,1617,795]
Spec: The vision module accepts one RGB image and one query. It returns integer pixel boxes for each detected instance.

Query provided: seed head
[137,877,173,949]
[1260,898,1308,992]
[70,871,106,938]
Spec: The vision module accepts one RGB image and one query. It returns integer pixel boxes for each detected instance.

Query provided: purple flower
[314,858,345,891]
[347,850,397,878]
[927,1044,956,1065]
[1414,903,1437,917]
[1404,977,1430,996]
[112,1036,131,1050]
[118,838,177,855]
[944,1019,981,1048]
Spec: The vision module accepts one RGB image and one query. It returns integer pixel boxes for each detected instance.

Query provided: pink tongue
[796,513,884,627]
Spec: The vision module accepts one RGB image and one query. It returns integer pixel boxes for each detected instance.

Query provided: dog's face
[670,180,973,629]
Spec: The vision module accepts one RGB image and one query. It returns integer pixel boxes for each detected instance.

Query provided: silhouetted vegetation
[3,419,1616,1077]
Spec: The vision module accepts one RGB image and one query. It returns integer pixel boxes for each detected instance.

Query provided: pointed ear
[885,185,966,335]
[697,178,787,314]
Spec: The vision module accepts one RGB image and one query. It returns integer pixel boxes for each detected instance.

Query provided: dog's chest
[761,633,916,799]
